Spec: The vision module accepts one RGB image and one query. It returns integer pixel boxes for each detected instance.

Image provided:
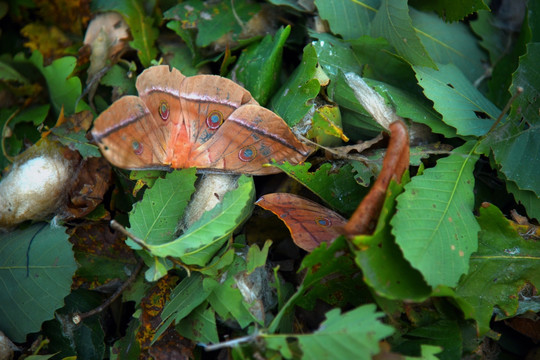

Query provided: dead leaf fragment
[256,193,347,252]
[64,156,112,220]
[505,316,540,343]
[137,275,195,359]
[344,120,410,236]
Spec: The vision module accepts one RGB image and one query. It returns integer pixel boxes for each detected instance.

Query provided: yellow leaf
[21,24,72,61]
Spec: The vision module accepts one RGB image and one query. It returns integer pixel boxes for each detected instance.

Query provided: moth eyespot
[158,100,170,120]
[206,110,223,130]
[132,140,144,155]
[238,146,257,162]
[315,217,331,227]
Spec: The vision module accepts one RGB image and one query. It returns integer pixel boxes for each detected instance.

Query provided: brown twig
[110,219,151,251]
[72,258,144,324]
[110,219,193,276]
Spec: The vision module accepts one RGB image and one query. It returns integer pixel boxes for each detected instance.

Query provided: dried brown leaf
[256,193,347,252]
[344,120,409,236]
[64,156,112,220]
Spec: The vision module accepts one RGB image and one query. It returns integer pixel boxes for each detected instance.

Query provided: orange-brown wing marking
[188,105,312,175]
[256,193,346,252]
[136,65,186,163]
[179,75,257,149]
[91,96,170,170]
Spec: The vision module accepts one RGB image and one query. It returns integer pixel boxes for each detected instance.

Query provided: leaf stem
[487,86,524,134]
[203,330,261,351]
[110,219,194,275]
[110,219,150,251]
[230,0,246,32]
[72,258,144,324]
[1,108,21,163]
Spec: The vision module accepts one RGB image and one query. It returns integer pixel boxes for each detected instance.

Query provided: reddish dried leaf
[256,193,347,252]
[505,317,540,343]
[344,120,409,236]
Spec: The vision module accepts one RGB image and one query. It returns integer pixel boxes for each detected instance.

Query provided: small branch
[110,219,150,251]
[72,258,144,324]
[110,219,193,275]
[203,331,261,351]
[487,86,523,134]
[296,133,379,164]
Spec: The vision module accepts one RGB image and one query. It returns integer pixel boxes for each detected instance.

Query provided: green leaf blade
[0,224,77,342]
[371,0,436,68]
[271,162,368,215]
[207,256,259,328]
[455,204,540,334]
[270,45,321,126]
[195,1,260,47]
[311,33,363,82]
[414,63,499,136]
[353,180,431,301]
[128,169,197,245]
[147,176,255,266]
[315,0,375,39]
[30,51,87,116]
[410,8,487,82]
[414,0,489,22]
[391,142,480,287]
[232,26,291,105]
[484,43,540,195]
[265,305,394,360]
[177,305,218,344]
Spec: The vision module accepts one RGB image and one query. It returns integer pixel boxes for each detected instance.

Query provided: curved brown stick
[72,258,144,324]
[344,120,409,236]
